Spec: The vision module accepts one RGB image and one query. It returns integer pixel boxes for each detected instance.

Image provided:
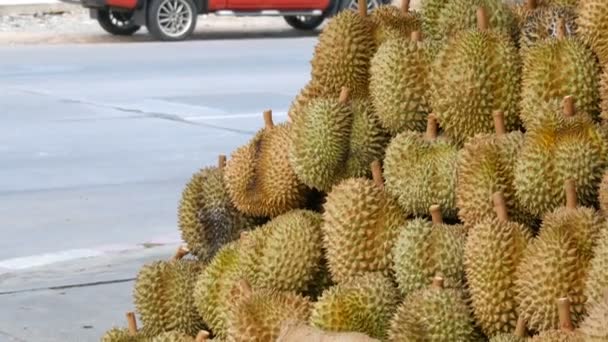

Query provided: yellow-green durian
[577,0,608,66]
[430,7,521,147]
[520,26,600,128]
[392,205,467,297]
[487,317,528,342]
[369,2,421,46]
[519,4,578,49]
[528,298,585,341]
[178,155,265,261]
[601,69,608,121]
[514,97,608,217]
[585,226,608,308]
[224,111,309,218]
[599,170,608,217]
[388,276,477,341]
[321,161,406,283]
[150,331,195,342]
[309,9,376,99]
[465,192,533,336]
[133,259,205,337]
[579,291,608,341]
[383,115,459,219]
[310,272,399,340]
[287,81,321,123]
[420,0,452,57]
[369,32,430,135]
[101,328,146,342]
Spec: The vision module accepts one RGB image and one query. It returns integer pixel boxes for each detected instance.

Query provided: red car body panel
[209,0,330,10]
[107,0,138,9]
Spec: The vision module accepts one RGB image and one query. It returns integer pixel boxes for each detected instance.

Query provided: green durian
[369,2,421,46]
[223,111,309,218]
[579,291,608,341]
[585,226,608,308]
[310,272,399,340]
[287,81,321,123]
[309,9,376,99]
[420,0,452,57]
[369,31,430,135]
[430,7,521,146]
[321,161,406,283]
[488,317,528,342]
[101,328,146,342]
[518,4,578,49]
[601,68,608,121]
[599,170,608,217]
[388,276,477,341]
[383,115,459,219]
[150,331,195,342]
[577,0,608,66]
[465,192,533,337]
[392,205,467,297]
[528,298,585,341]
[133,258,205,337]
[514,97,608,217]
[178,155,264,261]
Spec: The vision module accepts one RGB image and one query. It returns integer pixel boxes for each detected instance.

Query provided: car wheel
[97,9,141,36]
[147,0,197,41]
[343,0,391,12]
[283,15,325,30]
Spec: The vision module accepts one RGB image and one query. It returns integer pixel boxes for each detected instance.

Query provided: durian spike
[515,315,527,337]
[492,191,509,222]
[493,110,507,136]
[557,297,575,332]
[263,110,274,129]
[411,30,421,42]
[218,154,227,169]
[563,96,575,117]
[370,160,384,189]
[477,6,489,31]
[171,245,189,261]
[401,0,410,13]
[565,179,577,209]
[432,275,444,289]
[556,17,567,40]
[126,312,137,336]
[338,86,350,105]
[425,114,438,141]
[195,330,210,342]
[429,205,443,224]
[358,0,367,17]
[526,0,537,10]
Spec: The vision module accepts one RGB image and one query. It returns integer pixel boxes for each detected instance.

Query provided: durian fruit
[600,169,608,217]
[577,0,608,66]
[310,272,400,340]
[465,192,533,337]
[388,275,477,341]
[585,226,608,308]
[309,5,376,99]
[133,255,205,337]
[430,6,521,147]
[383,114,459,219]
[369,30,431,135]
[150,331,195,342]
[488,317,528,342]
[369,1,421,46]
[277,319,380,342]
[223,110,309,218]
[321,160,406,284]
[515,180,607,331]
[225,280,313,342]
[456,111,532,227]
[289,88,353,192]
[101,312,147,342]
[601,70,608,121]
[392,205,467,297]
[520,19,600,128]
[529,298,585,341]
[287,81,321,122]
[518,1,578,49]
[419,0,451,57]
[178,155,264,261]
[579,291,608,341]
[514,96,608,216]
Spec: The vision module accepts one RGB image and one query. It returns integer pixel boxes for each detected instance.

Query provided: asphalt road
[0,36,317,341]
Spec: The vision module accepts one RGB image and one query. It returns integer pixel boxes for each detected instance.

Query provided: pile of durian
[101,0,608,341]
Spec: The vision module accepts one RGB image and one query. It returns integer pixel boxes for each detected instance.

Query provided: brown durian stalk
[101,312,148,342]
[529,298,585,341]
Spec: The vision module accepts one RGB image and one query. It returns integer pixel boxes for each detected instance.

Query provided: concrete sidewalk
[0,0,79,15]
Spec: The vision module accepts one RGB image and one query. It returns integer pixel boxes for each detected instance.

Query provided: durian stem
[263,110,274,129]
[126,312,137,336]
[492,192,509,222]
[425,114,438,141]
[238,279,253,297]
[493,111,506,136]
[401,0,410,13]
[195,331,210,342]
[432,276,444,289]
[557,297,575,332]
[358,0,367,17]
[218,155,227,169]
[477,6,489,31]
[515,316,527,337]
[371,160,384,189]
[565,179,577,209]
[411,31,421,42]
[563,96,575,117]
[171,245,189,261]
[526,0,537,10]
[556,17,567,40]
[429,205,443,224]
[338,86,350,104]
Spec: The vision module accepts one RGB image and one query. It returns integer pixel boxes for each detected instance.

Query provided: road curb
[0,1,80,16]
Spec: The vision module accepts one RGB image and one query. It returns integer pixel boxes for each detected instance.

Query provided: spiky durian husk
[301,256,334,301]
[309,10,376,99]
[577,0,608,66]
[580,293,608,341]
[178,165,264,261]
[150,331,195,342]
[465,217,533,336]
[456,131,534,227]
[226,288,312,342]
[585,227,608,308]
[519,6,577,49]
[310,273,399,340]
[369,37,430,135]
[520,38,600,129]
[388,285,476,341]
[101,328,146,342]
[289,97,353,192]
[600,171,608,217]
[489,334,526,342]
[344,99,391,178]
[287,82,321,123]
[369,5,422,46]
[392,218,467,297]
[383,130,459,219]
[420,0,451,57]
[601,70,608,122]
[430,29,521,147]
[529,331,585,341]
[133,260,205,337]
[514,109,608,217]
[321,177,405,283]
[224,122,309,218]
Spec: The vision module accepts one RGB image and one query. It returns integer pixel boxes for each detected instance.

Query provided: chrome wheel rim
[348,0,382,11]
[157,0,193,38]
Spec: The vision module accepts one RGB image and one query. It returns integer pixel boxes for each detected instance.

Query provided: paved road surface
[0,36,316,341]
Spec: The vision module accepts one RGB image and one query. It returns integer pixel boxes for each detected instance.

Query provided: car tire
[341,0,392,11]
[147,0,197,41]
[283,15,325,30]
[97,9,141,36]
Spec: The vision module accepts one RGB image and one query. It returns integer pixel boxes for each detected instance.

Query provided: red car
[80,0,390,41]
